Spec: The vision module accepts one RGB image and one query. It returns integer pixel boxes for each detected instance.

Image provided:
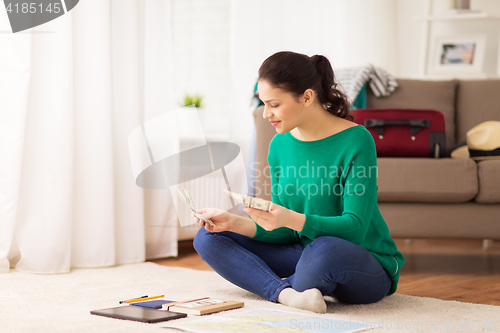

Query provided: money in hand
[177,188,216,227]
[223,190,271,212]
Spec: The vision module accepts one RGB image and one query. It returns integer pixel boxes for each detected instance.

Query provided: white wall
[396,0,500,78]
[396,0,427,78]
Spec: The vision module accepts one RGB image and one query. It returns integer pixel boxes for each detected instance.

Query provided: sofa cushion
[474,159,500,203]
[456,79,500,143]
[377,157,478,203]
[366,79,457,147]
[379,202,500,239]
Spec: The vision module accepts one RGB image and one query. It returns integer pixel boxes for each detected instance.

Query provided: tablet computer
[90,306,187,323]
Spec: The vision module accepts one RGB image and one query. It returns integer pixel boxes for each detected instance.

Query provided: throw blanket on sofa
[335,64,398,104]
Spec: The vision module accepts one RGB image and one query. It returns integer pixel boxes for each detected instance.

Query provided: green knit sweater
[251,125,404,295]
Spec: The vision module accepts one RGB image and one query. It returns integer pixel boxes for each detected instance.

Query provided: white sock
[277,287,327,313]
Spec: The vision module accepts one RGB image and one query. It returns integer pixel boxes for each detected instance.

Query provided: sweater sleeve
[251,145,298,244]
[299,132,378,245]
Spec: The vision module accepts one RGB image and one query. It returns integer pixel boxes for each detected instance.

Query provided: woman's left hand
[243,203,305,232]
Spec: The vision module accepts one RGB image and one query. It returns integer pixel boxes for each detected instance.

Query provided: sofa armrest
[252,105,275,201]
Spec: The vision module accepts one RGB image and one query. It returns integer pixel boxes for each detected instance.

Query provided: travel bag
[350,108,446,158]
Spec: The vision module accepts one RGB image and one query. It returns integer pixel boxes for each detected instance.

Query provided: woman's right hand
[193,208,232,233]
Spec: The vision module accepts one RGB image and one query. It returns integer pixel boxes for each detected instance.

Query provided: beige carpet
[1,262,498,332]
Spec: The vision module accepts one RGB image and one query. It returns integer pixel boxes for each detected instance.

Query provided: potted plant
[180,94,204,108]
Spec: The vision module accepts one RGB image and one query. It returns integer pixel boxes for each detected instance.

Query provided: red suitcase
[350,108,446,158]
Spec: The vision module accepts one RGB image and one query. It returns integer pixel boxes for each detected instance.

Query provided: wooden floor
[151,238,500,306]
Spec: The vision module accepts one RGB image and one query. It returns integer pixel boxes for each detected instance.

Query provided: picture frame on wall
[428,34,487,76]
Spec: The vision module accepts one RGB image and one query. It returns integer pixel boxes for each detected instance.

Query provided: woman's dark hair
[258,51,353,121]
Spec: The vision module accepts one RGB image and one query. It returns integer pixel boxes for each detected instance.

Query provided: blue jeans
[193,228,392,304]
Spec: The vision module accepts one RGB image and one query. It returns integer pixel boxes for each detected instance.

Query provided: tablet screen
[91,306,187,323]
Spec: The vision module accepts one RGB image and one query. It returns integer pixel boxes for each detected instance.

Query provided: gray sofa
[252,79,500,241]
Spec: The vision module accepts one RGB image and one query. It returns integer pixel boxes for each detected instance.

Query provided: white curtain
[229,0,398,160]
[0,0,178,274]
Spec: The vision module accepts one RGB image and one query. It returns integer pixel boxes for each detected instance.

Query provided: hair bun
[311,55,332,81]
[311,55,327,69]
